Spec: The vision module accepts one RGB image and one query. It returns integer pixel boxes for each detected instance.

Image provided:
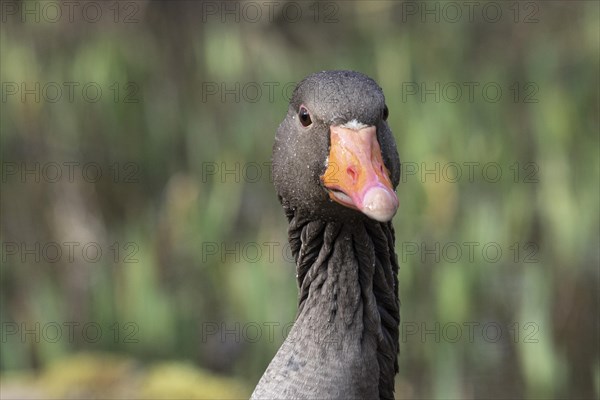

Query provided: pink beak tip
[358,186,399,222]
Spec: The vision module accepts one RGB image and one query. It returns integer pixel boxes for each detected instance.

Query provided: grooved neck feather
[251,210,400,400]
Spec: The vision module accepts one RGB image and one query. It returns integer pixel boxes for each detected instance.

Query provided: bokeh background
[1,1,598,399]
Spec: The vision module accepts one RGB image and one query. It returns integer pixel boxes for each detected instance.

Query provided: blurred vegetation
[1,1,599,399]
[1,352,249,399]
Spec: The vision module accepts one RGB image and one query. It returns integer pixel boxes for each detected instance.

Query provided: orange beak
[320,125,398,222]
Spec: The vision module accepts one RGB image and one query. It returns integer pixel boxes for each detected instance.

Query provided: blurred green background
[1,1,598,399]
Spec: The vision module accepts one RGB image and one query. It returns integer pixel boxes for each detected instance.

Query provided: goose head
[273,70,400,223]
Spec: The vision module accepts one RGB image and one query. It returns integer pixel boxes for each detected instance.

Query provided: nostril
[346,166,358,183]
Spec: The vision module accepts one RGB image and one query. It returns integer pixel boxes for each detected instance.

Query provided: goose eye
[298,106,312,127]
[382,105,389,121]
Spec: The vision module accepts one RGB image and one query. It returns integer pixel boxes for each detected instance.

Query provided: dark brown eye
[299,106,312,127]
[382,105,389,121]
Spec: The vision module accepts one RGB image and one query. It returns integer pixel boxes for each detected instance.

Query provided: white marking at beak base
[340,119,369,131]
